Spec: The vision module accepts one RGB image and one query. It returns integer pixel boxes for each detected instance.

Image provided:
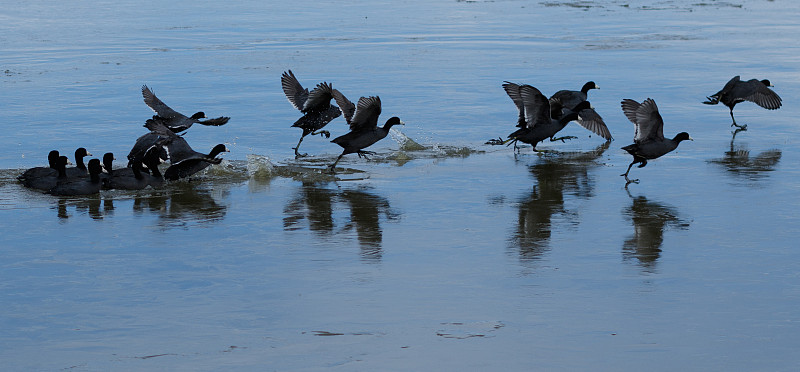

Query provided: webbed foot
[550,135,577,143]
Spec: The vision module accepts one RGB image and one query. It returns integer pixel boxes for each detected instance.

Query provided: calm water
[2,0,800,370]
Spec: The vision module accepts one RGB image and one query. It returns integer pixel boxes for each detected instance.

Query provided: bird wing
[519,85,551,130]
[142,85,185,119]
[281,70,309,111]
[502,82,526,127]
[197,116,231,126]
[575,108,613,140]
[331,89,356,125]
[303,82,335,112]
[350,96,382,131]
[621,98,663,142]
[741,79,782,110]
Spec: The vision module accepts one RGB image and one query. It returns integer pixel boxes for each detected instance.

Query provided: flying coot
[703,76,782,130]
[142,85,230,133]
[620,98,692,185]
[281,70,342,157]
[328,90,404,172]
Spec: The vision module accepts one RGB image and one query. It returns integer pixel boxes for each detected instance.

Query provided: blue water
[2,0,800,370]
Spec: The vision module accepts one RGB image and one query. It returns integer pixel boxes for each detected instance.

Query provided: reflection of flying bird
[511,143,608,261]
[142,85,230,133]
[620,98,692,185]
[549,81,612,140]
[329,90,404,171]
[623,194,689,271]
[703,76,782,130]
[709,139,781,181]
[281,70,341,157]
[490,82,609,152]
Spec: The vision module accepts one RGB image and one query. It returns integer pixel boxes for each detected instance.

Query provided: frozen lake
[2,0,800,370]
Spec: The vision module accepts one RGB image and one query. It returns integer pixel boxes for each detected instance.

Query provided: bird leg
[312,130,331,138]
[729,109,747,130]
[293,136,308,158]
[550,135,577,143]
[328,153,345,173]
[621,161,640,185]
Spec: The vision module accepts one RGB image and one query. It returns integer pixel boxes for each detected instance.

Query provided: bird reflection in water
[134,184,228,227]
[53,183,227,227]
[511,142,609,261]
[54,196,107,221]
[622,191,690,272]
[709,136,781,183]
[283,183,399,261]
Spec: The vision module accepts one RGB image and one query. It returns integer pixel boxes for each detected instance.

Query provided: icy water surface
[2,0,800,370]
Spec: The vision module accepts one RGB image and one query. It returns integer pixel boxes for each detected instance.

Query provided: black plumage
[64,147,93,178]
[328,90,403,171]
[102,152,163,190]
[49,158,103,196]
[20,155,69,191]
[142,85,230,133]
[620,98,692,185]
[704,76,782,129]
[281,70,342,157]
[549,81,612,140]
[18,150,60,188]
[497,82,597,151]
[128,119,228,181]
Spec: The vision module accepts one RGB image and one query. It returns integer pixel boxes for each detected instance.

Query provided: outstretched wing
[350,96,382,131]
[621,98,663,142]
[740,79,782,110]
[332,89,356,126]
[575,109,613,140]
[502,81,526,127]
[304,82,335,112]
[281,70,309,111]
[519,85,550,130]
[197,116,231,126]
[142,85,185,119]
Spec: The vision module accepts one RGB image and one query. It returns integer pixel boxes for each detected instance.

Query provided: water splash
[390,128,425,151]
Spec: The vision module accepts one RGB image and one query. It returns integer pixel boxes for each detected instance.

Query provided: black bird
[494,82,597,152]
[102,152,163,190]
[281,70,342,157]
[129,119,229,181]
[20,155,69,191]
[142,85,230,133]
[328,90,404,171]
[18,150,60,187]
[703,76,782,130]
[620,98,692,185]
[49,158,103,196]
[64,147,93,178]
[549,81,612,140]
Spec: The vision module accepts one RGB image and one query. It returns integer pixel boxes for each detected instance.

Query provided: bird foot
[622,174,640,186]
[550,135,577,143]
[485,137,506,145]
[313,130,331,138]
[327,164,337,173]
[730,122,747,130]
[292,148,309,158]
[357,151,376,159]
